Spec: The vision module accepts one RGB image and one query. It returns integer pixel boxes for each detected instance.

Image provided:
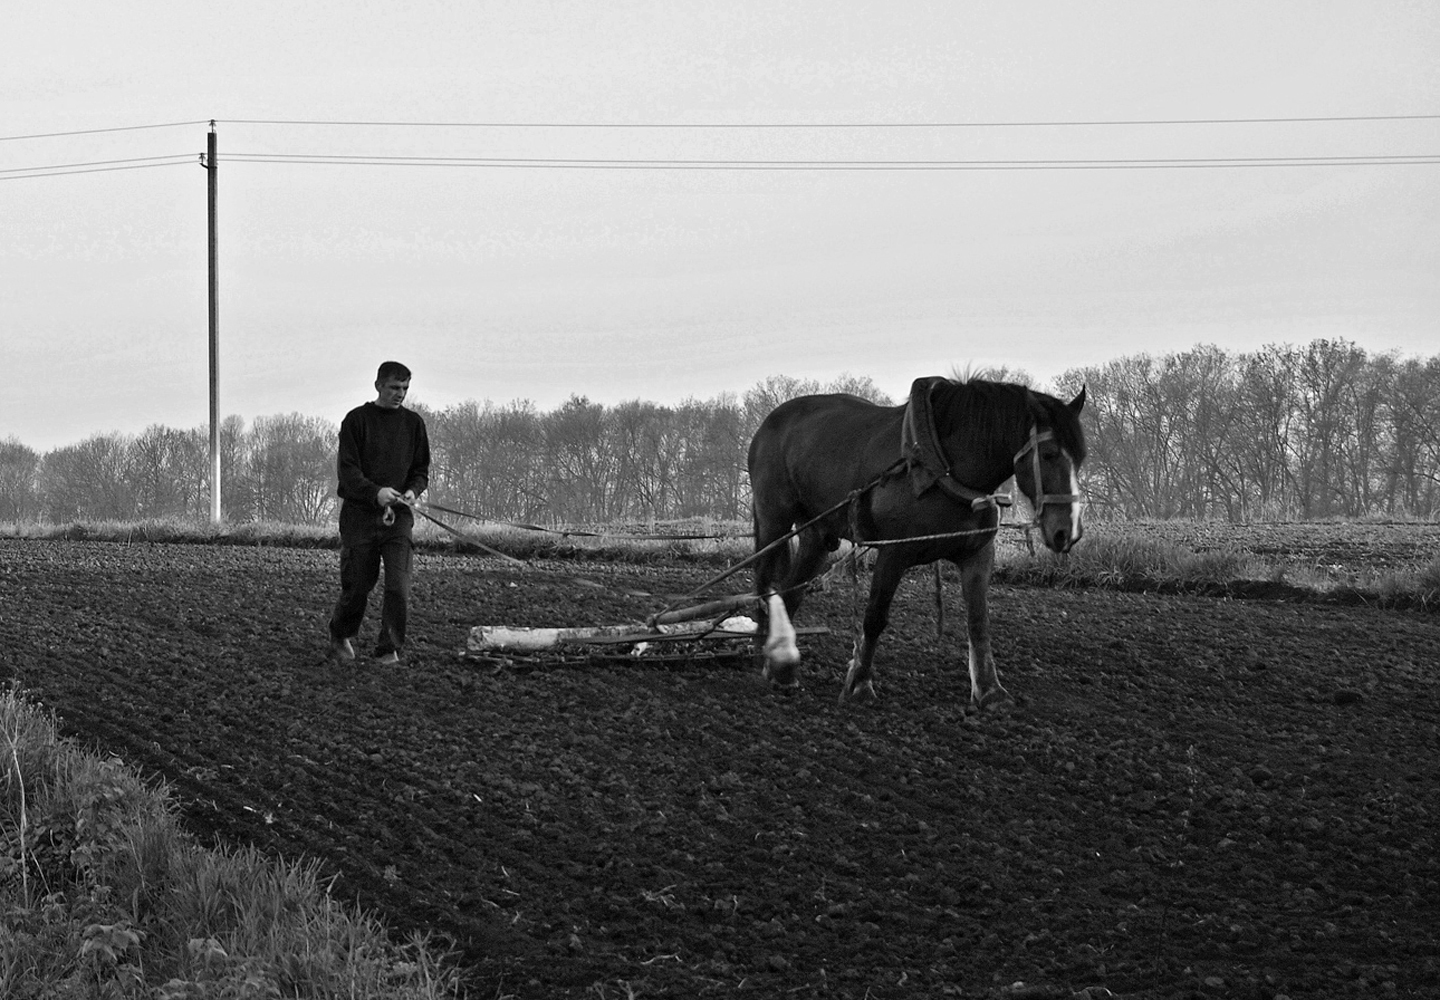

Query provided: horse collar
[901,378,1012,512]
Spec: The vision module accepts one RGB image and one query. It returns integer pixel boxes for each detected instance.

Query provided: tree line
[1060,340,1440,520]
[0,373,887,526]
[2,341,1437,526]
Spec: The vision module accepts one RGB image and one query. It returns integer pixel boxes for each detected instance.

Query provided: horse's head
[1013,387,1087,553]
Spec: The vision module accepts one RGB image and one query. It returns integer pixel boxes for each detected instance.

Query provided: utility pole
[205,122,221,524]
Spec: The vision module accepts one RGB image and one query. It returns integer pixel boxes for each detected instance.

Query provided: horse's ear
[1068,386,1087,414]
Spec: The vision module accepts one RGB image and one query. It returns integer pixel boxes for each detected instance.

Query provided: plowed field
[2,538,1436,999]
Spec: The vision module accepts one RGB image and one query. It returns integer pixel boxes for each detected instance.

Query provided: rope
[860,524,1004,547]
[419,499,735,541]
[401,499,528,566]
[401,498,757,616]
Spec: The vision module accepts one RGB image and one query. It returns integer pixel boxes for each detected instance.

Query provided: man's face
[375,377,410,409]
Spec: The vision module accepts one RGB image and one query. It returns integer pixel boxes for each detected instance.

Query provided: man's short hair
[376,361,412,382]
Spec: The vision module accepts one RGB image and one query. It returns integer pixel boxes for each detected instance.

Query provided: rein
[397,498,528,565]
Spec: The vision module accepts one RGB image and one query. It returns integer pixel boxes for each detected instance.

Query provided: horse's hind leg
[761,592,800,686]
[779,526,831,616]
[958,545,1012,713]
[840,549,908,704]
[753,508,801,686]
[758,526,831,688]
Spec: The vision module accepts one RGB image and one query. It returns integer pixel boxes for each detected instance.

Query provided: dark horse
[747,377,1086,712]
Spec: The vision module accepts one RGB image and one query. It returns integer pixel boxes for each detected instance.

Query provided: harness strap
[1013,428,1082,515]
[936,475,1013,511]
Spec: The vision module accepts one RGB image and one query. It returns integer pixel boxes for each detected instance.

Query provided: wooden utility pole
[206,122,221,524]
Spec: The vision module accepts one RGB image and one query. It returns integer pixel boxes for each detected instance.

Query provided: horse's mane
[930,378,1087,464]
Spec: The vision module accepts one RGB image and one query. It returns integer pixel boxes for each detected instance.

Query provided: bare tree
[545,395,612,522]
[742,374,824,436]
[1389,356,1440,514]
[130,424,209,519]
[0,438,40,521]
[218,415,252,522]
[1061,354,1184,517]
[1234,345,1301,519]
[15,349,1439,526]
[244,413,338,524]
[1291,339,1369,517]
[673,394,748,520]
[826,372,895,404]
[41,434,134,522]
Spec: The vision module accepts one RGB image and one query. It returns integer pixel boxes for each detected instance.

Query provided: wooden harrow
[465,598,828,671]
[429,499,837,671]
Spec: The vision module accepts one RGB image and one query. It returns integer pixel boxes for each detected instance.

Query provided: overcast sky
[4,1,1438,452]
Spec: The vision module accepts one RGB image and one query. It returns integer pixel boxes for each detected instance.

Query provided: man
[328,361,431,665]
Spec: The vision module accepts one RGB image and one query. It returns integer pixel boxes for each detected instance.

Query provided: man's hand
[401,489,416,504]
[376,486,403,507]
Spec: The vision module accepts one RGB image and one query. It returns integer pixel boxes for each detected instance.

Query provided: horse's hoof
[973,688,1015,714]
[763,659,799,688]
[838,681,877,705]
[764,636,800,666]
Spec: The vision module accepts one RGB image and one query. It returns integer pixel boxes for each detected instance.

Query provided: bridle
[1012,426,1082,522]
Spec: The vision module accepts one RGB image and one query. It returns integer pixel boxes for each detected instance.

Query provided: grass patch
[1276,554,1440,610]
[0,687,464,1000]
[995,527,1440,609]
[417,518,751,565]
[0,518,338,549]
[1,516,752,565]
[996,531,1268,590]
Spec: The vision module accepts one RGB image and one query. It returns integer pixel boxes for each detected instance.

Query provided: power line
[223,151,1440,170]
[0,120,210,142]
[3,112,1433,144]
[0,154,198,181]
[5,149,1437,181]
[220,113,1440,129]
[0,162,194,180]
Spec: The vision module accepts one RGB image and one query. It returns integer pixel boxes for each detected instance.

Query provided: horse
[746,376,1086,712]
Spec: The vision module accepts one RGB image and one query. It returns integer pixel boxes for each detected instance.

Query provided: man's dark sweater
[336,402,431,507]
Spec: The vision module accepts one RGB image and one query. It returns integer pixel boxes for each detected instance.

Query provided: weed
[0,688,466,999]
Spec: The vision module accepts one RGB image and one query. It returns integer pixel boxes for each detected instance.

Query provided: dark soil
[2,538,1437,999]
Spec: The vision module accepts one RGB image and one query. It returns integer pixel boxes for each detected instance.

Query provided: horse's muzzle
[1048,526,1080,553]
[1040,511,1082,554]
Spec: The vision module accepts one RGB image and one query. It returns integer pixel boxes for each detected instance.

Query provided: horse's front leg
[840,550,907,704]
[958,544,1011,713]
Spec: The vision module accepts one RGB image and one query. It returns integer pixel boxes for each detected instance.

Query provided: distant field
[560,516,1440,576]
[5,514,1439,587]
[1097,519,1440,575]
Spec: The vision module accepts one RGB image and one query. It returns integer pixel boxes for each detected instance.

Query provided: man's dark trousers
[329,503,414,657]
